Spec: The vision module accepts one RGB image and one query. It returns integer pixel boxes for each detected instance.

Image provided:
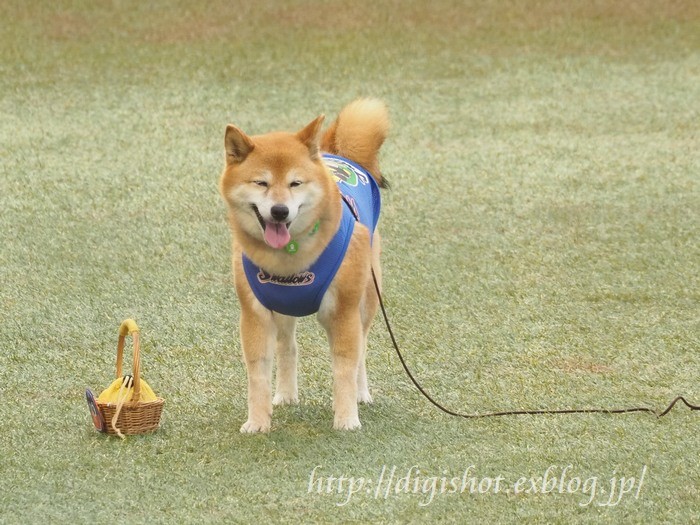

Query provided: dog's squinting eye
[253,180,269,188]
[289,180,303,188]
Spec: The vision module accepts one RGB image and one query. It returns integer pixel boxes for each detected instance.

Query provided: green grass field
[1,1,699,523]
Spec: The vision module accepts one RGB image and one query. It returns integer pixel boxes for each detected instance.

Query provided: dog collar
[284,220,320,254]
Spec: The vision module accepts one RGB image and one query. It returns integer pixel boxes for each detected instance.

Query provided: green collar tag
[284,240,299,254]
[284,220,320,255]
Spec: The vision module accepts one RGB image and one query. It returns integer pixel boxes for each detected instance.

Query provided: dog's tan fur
[220,99,389,432]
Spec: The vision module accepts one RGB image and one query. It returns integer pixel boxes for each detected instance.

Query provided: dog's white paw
[272,392,299,406]
[357,389,373,404]
[333,416,361,431]
[240,418,271,434]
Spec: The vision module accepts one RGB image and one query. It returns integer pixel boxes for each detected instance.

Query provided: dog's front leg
[273,313,299,405]
[239,307,275,433]
[326,312,362,430]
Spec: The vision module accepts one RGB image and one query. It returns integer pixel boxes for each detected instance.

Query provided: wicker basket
[96,320,164,436]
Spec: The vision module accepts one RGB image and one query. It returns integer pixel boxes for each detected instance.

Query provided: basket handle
[116,319,143,401]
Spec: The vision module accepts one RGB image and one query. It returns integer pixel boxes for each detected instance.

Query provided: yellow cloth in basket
[97,376,158,403]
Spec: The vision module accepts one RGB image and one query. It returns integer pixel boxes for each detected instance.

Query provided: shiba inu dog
[220,99,389,432]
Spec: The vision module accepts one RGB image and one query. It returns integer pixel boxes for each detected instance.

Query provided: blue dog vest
[242,154,381,317]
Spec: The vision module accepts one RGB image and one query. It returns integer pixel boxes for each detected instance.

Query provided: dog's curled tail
[321,98,389,187]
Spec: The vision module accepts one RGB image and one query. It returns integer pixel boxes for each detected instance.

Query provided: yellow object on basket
[118,318,139,337]
[97,375,158,403]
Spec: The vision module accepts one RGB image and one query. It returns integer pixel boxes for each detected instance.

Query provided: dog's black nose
[270,204,289,222]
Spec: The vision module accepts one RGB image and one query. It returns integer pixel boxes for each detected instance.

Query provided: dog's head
[220,116,332,249]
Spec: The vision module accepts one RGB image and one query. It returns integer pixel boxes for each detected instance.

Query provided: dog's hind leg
[357,296,376,404]
[356,346,372,404]
[273,313,299,405]
[357,234,382,404]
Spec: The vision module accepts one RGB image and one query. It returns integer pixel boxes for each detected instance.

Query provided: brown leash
[371,269,699,419]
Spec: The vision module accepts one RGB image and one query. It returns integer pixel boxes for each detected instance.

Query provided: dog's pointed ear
[225,124,254,164]
[296,115,325,160]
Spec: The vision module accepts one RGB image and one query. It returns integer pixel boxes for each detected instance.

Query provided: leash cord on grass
[370,268,699,419]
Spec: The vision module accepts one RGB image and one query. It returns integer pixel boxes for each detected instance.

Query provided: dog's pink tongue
[264,222,291,249]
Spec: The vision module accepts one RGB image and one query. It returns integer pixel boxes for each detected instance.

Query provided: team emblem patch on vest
[324,155,370,186]
[256,270,315,286]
